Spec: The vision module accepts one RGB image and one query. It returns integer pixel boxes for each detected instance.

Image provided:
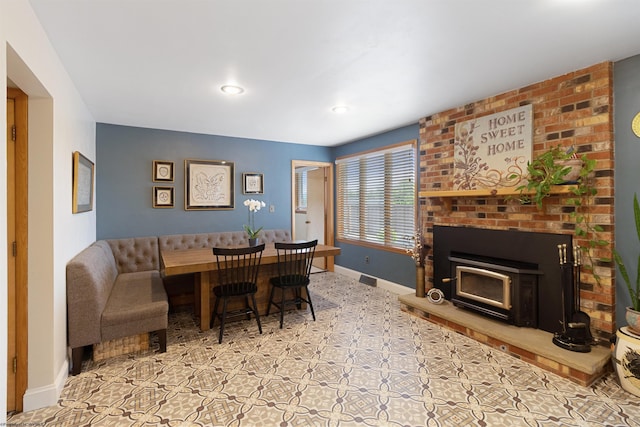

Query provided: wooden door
[6,96,16,412]
[7,87,28,414]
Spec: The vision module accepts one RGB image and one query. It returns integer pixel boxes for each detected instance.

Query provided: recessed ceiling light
[331,105,349,114]
[220,85,245,95]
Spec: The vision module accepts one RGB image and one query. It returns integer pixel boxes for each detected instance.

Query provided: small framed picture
[243,173,264,194]
[153,186,174,208]
[72,151,94,213]
[153,160,174,182]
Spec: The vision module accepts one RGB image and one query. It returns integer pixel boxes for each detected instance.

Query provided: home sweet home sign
[453,104,533,190]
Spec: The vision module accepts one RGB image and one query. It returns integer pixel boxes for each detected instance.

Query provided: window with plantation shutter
[336,140,416,251]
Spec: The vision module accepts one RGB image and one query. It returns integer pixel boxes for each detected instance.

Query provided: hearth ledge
[399,293,611,387]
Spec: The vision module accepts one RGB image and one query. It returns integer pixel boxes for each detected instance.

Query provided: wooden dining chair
[211,243,265,343]
[267,240,318,328]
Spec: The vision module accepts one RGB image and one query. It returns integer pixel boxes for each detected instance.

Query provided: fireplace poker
[570,245,593,345]
[553,243,592,352]
[557,244,568,332]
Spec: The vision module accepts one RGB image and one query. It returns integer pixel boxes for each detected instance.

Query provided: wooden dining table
[160,243,341,331]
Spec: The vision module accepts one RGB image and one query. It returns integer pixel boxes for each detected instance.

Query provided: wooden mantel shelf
[419,185,576,199]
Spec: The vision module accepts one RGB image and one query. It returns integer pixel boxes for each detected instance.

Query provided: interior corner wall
[613,54,640,325]
[2,0,96,415]
[330,124,420,289]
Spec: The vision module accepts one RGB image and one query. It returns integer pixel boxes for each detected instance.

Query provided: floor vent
[359,275,377,287]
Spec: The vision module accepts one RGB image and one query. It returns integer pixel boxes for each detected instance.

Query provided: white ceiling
[28,0,640,147]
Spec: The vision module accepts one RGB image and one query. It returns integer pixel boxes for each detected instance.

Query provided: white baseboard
[333,265,413,295]
[22,359,68,412]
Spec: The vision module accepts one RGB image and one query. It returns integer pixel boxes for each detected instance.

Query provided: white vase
[613,326,640,397]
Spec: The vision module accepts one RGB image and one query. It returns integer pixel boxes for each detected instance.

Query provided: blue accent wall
[614,54,640,323]
[331,124,420,289]
[96,122,420,290]
[96,124,331,239]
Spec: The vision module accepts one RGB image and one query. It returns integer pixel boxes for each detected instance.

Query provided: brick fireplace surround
[401,62,615,384]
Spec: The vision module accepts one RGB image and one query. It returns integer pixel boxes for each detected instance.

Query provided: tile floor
[9,272,640,426]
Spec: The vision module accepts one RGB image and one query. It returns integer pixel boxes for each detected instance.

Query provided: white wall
[1,0,96,417]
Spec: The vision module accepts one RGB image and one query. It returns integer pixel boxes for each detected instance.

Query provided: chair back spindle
[214,245,263,289]
[275,240,317,286]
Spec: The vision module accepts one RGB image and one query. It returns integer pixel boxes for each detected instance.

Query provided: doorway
[291,160,334,271]
[6,87,28,414]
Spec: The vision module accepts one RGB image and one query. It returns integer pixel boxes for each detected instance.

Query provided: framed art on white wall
[72,151,94,213]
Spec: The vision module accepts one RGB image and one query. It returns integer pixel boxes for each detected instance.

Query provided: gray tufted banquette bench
[66,237,169,375]
[66,230,290,374]
[158,229,291,251]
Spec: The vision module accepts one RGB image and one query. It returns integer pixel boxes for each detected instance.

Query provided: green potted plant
[511,145,581,209]
[612,194,640,398]
[613,193,640,334]
[510,145,608,284]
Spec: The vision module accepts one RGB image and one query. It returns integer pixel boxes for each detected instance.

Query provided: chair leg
[305,285,316,321]
[295,287,302,309]
[211,296,220,328]
[245,295,251,320]
[219,298,229,344]
[266,284,275,316]
[251,294,263,335]
[157,329,167,352]
[279,287,285,329]
[71,346,84,375]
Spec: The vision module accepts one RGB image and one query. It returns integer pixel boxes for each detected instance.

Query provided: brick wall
[419,62,615,341]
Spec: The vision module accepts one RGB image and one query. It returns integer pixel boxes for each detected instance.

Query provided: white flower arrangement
[406,231,426,267]
[243,199,266,238]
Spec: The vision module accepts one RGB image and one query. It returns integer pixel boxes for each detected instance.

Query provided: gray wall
[96,124,331,239]
[614,54,640,324]
[331,124,420,289]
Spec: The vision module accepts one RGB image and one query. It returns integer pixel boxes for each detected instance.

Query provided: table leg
[194,276,201,319]
[199,271,210,331]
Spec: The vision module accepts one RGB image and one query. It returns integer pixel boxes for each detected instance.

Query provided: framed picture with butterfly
[184,159,235,210]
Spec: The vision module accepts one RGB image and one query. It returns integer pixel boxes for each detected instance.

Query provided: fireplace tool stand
[552,244,593,353]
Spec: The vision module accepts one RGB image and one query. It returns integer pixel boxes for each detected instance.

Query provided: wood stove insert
[433,226,574,334]
[447,255,542,327]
